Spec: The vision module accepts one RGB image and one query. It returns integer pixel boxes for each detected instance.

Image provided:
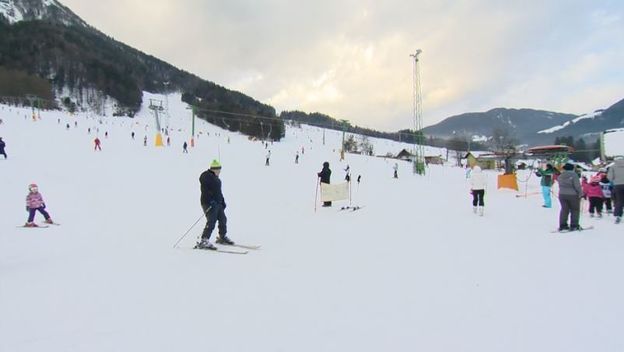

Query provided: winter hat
[323,161,329,168]
[563,163,574,171]
[209,160,222,170]
[28,183,38,191]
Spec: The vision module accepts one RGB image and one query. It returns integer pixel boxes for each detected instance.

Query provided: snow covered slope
[1,94,623,352]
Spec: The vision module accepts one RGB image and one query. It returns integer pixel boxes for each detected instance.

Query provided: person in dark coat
[318,161,332,207]
[0,137,7,159]
[557,163,583,231]
[196,160,234,249]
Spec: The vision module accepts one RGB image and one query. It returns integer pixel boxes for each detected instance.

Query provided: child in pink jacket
[25,183,54,227]
[582,175,604,217]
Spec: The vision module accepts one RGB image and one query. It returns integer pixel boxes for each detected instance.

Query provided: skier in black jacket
[318,161,332,207]
[196,160,234,249]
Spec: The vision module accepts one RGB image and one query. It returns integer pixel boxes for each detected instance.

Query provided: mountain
[421,100,624,146]
[536,98,624,141]
[0,0,284,140]
[422,108,579,145]
[0,0,86,26]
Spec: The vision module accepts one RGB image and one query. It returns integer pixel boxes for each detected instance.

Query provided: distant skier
[469,166,487,216]
[94,137,102,151]
[105,131,108,138]
[607,157,624,224]
[357,175,361,184]
[318,161,332,207]
[0,137,7,159]
[167,136,171,146]
[196,160,234,250]
[295,151,299,164]
[535,163,558,208]
[144,136,147,146]
[131,131,135,139]
[557,163,583,231]
[393,163,398,178]
[265,150,271,166]
[24,183,54,227]
[183,141,188,153]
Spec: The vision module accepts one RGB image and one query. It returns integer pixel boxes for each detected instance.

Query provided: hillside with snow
[1,94,623,352]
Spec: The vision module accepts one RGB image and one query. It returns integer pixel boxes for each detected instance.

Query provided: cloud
[62,0,624,130]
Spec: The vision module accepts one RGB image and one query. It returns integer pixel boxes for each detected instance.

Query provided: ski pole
[314,176,320,212]
[173,206,211,248]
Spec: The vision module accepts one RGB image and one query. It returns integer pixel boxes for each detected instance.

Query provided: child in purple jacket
[25,184,54,227]
[582,175,605,218]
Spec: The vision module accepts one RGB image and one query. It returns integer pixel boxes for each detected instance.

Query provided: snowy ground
[1,94,623,352]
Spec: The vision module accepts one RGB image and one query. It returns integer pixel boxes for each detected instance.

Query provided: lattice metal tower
[410,50,426,175]
[149,99,165,147]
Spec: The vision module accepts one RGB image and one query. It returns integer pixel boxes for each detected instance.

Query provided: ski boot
[616,216,622,224]
[24,222,38,227]
[44,218,54,224]
[195,239,216,250]
[216,235,235,245]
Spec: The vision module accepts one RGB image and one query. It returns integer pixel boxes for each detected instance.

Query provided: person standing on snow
[393,163,399,178]
[196,160,234,249]
[318,161,332,207]
[469,166,487,216]
[582,175,605,218]
[265,150,271,166]
[557,163,583,231]
[0,137,7,159]
[183,141,189,153]
[598,170,613,214]
[94,137,102,151]
[607,157,624,224]
[24,184,54,227]
[535,163,558,208]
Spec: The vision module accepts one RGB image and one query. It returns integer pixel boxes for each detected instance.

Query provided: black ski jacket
[318,165,331,184]
[199,170,225,208]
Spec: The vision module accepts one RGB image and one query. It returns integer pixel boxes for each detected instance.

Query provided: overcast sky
[60,0,623,130]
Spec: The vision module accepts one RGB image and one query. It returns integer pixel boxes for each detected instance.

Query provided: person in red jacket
[94,137,102,151]
[582,175,604,217]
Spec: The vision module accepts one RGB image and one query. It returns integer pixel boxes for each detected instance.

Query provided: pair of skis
[550,226,594,233]
[17,222,61,228]
[193,243,261,255]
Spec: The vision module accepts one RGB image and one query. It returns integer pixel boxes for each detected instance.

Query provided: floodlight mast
[410,50,426,175]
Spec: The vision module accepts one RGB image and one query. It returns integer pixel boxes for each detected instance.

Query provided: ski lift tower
[410,50,426,175]
[149,99,165,147]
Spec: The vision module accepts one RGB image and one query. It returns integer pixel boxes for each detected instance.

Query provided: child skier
[24,184,54,227]
[582,175,604,217]
[599,170,613,214]
[469,166,487,216]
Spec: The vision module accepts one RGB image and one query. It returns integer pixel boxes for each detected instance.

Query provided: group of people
[468,158,624,231]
